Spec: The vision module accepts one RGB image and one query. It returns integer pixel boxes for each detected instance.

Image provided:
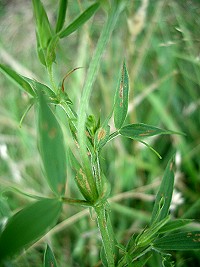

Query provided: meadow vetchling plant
[0,0,200,266]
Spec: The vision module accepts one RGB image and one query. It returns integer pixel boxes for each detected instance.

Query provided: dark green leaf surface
[56,0,68,33]
[151,157,175,224]
[59,3,100,38]
[114,61,129,129]
[0,198,62,261]
[133,254,152,267]
[0,64,35,96]
[158,219,193,234]
[44,244,58,267]
[119,123,180,140]
[153,231,200,250]
[38,93,67,196]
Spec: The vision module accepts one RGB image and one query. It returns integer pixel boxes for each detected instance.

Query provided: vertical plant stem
[47,66,57,92]
[77,2,125,190]
[76,1,127,264]
[95,203,115,267]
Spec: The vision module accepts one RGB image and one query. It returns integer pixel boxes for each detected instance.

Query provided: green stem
[108,131,120,142]
[95,203,115,267]
[77,2,124,194]
[47,65,57,92]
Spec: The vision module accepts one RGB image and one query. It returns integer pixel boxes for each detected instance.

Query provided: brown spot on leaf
[48,128,57,139]
[187,232,192,237]
[170,161,174,171]
[98,128,106,141]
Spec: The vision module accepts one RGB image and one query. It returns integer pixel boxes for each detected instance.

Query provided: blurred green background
[0,0,200,266]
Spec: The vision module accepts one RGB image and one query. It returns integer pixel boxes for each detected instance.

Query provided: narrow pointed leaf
[114,61,129,129]
[151,157,175,224]
[32,0,53,65]
[32,0,52,49]
[38,93,67,196]
[0,198,62,261]
[44,244,58,267]
[158,219,193,234]
[0,64,35,96]
[56,0,68,33]
[59,3,100,38]
[119,123,181,139]
[153,231,200,250]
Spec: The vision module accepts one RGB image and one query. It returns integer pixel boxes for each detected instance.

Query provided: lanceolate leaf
[114,61,129,129]
[158,219,193,234]
[44,244,58,267]
[0,63,35,97]
[119,123,181,140]
[32,0,52,49]
[56,0,68,33]
[153,231,200,250]
[32,0,53,65]
[151,157,175,224]
[0,198,62,262]
[38,93,67,196]
[59,3,100,38]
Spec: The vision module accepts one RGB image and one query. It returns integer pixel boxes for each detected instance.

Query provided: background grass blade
[153,231,200,251]
[151,156,175,224]
[44,244,58,267]
[38,93,67,196]
[55,0,68,33]
[119,123,182,139]
[59,3,100,38]
[0,64,35,97]
[0,198,62,262]
[114,61,129,129]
